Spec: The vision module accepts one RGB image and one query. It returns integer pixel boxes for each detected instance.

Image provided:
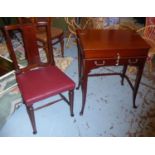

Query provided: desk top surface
[77,29,150,51]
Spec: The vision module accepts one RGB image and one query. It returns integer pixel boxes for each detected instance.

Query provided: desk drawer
[86,57,146,68]
[84,49,148,59]
[119,58,146,66]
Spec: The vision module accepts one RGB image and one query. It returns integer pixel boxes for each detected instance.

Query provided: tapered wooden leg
[26,106,37,134]
[121,65,127,85]
[76,39,82,90]
[133,64,145,108]
[69,90,74,117]
[80,73,88,115]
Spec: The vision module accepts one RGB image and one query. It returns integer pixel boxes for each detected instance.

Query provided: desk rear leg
[121,65,128,85]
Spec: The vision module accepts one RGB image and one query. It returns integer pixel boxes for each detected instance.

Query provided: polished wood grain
[76,29,150,115]
[2,23,75,134]
[77,29,149,57]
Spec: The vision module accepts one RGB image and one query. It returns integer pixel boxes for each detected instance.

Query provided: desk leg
[121,65,128,85]
[76,43,82,90]
[80,71,88,115]
[133,63,145,108]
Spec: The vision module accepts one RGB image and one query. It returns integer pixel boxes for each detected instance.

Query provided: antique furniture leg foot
[132,64,145,109]
[80,74,88,115]
[26,106,37,134]
[80,111,84,116]
[33,131,37,134]
[76,81,81,90]
[133,96,138,108]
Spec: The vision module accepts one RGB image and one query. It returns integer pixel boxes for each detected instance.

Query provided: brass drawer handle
[128,59,138,64]
[94,60,106,66]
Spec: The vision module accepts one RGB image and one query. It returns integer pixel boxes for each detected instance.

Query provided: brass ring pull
[128,59,138,64]
[94,60,106,66]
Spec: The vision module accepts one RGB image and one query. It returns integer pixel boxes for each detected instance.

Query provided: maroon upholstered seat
[3,22,75,134]
[17,65,75,106]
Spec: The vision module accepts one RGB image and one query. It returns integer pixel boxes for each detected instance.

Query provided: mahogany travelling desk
[76,29,150,115]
